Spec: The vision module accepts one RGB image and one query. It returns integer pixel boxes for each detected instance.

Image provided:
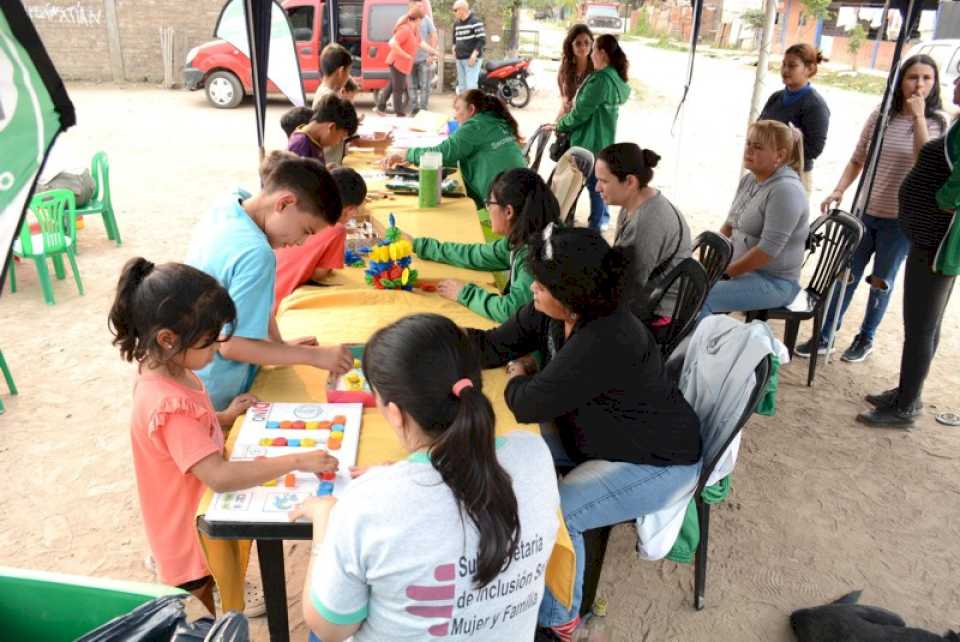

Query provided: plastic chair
[7,190,85,305]
[548,146,594,226]
[0,349,17,415]
[523,124,552,173]
[641,258,709,359]
[578,355,773,615]
[75,151,121,245]
[692,231,733,289]
[745,211,863,386]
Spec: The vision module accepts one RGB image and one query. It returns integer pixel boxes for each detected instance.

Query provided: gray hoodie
[725,165,809,283]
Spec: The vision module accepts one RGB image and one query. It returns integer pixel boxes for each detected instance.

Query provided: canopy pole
[747,0,777,125]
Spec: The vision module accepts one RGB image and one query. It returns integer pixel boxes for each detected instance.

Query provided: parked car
[582,2,625,34]
[905,39,960,99]
[183,0,432,108]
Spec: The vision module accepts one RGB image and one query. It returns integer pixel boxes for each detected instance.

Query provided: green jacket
[557,65,631,154]
[413,236,533,322]
[407,112,526,210]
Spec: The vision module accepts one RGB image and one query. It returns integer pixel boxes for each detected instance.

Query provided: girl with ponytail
[465,227,701,640]
[398,167,562,321]
[110,258,338,615]
[384,89,526,211]
[294,313,560,642]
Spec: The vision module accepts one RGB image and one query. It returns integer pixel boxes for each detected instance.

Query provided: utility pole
[747,0,778,124]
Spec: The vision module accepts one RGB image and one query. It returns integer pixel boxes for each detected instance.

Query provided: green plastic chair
[0,566,185,642]
[76,151,121,245]
[0,349,16,415]
[8,189,84,305]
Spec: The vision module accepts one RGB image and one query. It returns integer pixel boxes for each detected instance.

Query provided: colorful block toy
[317,482,335,496]
[301,438,317,447]
[272,437,288,447]
[288,439,301,448]
[266,421,280,429]
[284,474,296,488]
[364,214,418,290]
[321,471,335,481]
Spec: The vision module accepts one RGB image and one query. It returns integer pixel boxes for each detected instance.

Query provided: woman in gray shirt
[701,120,810,317]
[596,143,691,319]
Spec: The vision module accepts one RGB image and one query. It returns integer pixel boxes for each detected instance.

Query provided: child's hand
[297,448,341,474]
[287,335,319,347]
[349,461,393,478]
[437,279,466,302]
[220,393,258,425]
[288,495,337,523]
[382,152,405,169]
[312,344,354,376]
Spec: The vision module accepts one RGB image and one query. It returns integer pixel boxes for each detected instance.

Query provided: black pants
[897,245,956,407]
[377,65,410,116]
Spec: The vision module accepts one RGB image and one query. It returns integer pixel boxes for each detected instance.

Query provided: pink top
[130,372,224,586]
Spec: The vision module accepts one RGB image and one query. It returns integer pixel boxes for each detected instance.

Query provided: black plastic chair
[523,124,553,173]
[579,355,773,615]
[692,231,733,289]
[641,258,709,359]
[745,211,864,386]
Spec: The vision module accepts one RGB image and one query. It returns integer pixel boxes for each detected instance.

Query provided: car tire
[206,70,244,109]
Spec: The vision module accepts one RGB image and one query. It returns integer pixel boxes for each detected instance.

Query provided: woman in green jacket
[549,33,631,231]
[385,90,527,211]
[401,168,561,322]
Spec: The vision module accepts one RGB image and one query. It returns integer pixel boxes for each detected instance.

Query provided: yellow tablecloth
[197,152,574,617]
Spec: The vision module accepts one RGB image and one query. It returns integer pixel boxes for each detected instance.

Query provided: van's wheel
[206,70,244,109]
[503,78,531,109]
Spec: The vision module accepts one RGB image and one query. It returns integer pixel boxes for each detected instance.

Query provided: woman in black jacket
[467,225,701,637]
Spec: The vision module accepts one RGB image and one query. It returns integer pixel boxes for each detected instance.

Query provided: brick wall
[25,0,226,82]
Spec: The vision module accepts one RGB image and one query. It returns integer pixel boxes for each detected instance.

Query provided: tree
[800,0,831,20]
[847,23,866,70]
[742,8,766,49]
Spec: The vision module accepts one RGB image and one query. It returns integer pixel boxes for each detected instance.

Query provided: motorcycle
[479,57,532,108]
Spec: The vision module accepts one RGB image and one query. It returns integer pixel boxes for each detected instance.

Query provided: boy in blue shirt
[186,156,353,410]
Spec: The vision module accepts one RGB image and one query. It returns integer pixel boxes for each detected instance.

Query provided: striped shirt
[899,134,955,249]
[452,12,485,59]
[853,108,945,219]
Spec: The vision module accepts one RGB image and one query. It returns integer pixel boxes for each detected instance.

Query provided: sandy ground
[1,25,959,641]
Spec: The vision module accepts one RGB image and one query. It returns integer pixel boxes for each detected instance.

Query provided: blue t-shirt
[415,15,436,63]
[186,190,276,411]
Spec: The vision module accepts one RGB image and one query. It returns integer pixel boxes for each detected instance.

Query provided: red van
[183,0,433,108]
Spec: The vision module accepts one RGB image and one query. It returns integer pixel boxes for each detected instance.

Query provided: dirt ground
[1,31,959,642]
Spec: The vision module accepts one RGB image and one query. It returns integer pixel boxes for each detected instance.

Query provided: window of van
[369,5,409,42]
[340,4,362,37]
[287,6,314,41]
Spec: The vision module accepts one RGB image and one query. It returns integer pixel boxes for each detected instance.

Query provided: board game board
[204,402,363,523]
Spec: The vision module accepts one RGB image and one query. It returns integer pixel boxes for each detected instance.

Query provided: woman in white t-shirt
[292,313,560,642]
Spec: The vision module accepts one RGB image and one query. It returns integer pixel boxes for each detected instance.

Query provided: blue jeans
[820,213,910,342]
[700,271,801,320]
[455,58,481,94]
[537,427,700,627]
[585,172,609,230]
[410,60,432,110]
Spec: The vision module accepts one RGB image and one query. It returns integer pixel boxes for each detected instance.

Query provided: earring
[569,311,578,322]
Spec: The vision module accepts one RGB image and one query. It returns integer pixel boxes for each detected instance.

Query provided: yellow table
[198,153,573,642]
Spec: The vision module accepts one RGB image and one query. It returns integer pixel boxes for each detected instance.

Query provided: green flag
[0,1,75,291]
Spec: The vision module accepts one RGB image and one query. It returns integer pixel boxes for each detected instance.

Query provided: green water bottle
[418,151,441,208]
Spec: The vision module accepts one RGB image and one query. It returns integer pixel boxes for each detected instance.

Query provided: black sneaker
[794,336,830,359]
[856,405,917,428]
[865,388,899,408]
[841,334,874,362]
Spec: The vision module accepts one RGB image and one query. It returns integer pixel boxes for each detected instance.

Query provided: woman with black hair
[596,142,692,319]
[546,34,631,231]
[294,313,560,641]
[384,89,526,210]
[796,54,946,363]
[466,226,701,640]
[401,168,562,321]
[556,24,594,118]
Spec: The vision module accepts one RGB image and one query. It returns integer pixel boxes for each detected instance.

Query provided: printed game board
[204,402,363,523]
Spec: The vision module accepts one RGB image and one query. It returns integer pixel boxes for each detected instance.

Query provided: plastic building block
[280,421,292,429]
[284,474,296,488]
[331,423,345,433]
[305,421,320,430]
[272,437,288,447]
[287,439,301,448]
[266,421,280,429]
[263,478,278,487]
[301,438,317,447]
[353,358,362,369]
[321,471,335,481]
[327,438,342,451]
[332,415,347,425]
[259,438,273,447]
[364,214,418,291]
[316,482,335,496]
[317,421,332,430]
[292,421,305,430]
[330,430,345,440]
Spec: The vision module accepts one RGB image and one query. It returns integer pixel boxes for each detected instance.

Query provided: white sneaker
[244,580,266,618]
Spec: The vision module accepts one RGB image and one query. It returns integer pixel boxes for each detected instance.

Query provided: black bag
[549,131,571,162]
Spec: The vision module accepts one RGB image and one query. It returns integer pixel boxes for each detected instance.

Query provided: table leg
[257,539,289,642]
